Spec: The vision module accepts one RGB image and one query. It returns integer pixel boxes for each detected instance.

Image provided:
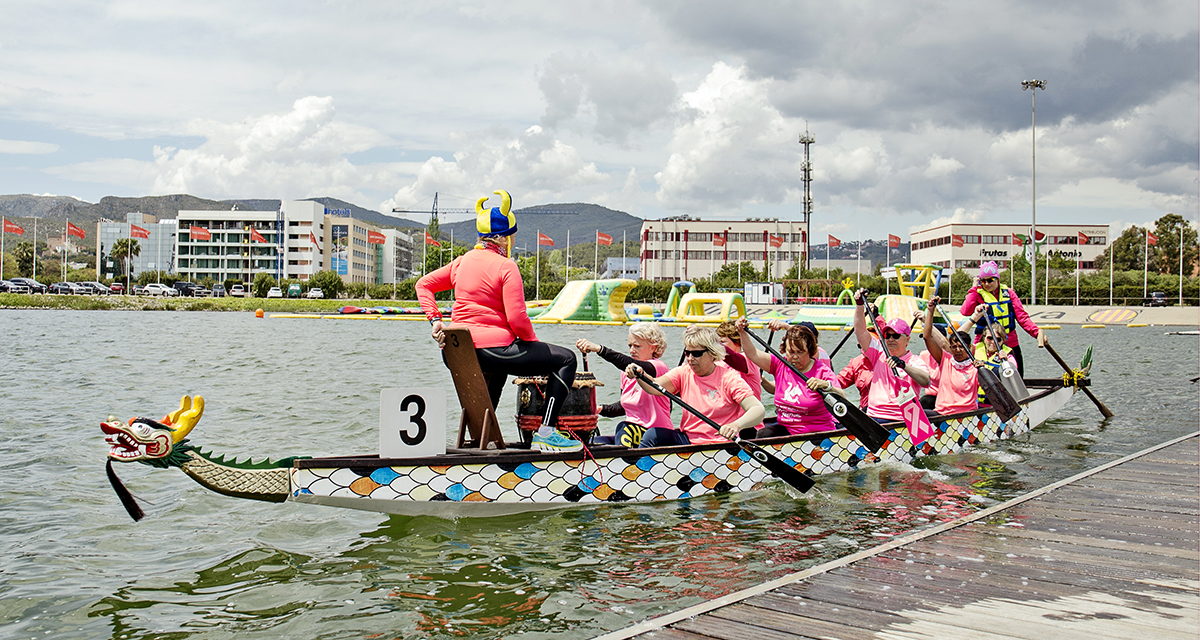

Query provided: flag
[3,219,24,235]
[828,234,841,248]
[951,234,964,248]
[67,222,86,239]
[310,230,322,251]
[596,231,613,246]
[425,231,440,246]
[189,226,212,241]
[538,232,554,246]
[1032,229,1045,241]
[250,228,267,243]
[769,234,784,248]
[888,234,901,248]
[367,231,386,244]
[1078,231,1089,244]
[1147,231,1158,246]
[712,234,726,247]
[1012,233,1027,247]
[130,224,150,239]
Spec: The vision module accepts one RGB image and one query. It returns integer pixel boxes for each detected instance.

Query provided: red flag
[1033,229,1045,241]
[4,219,25,235]
[712,234,726,247]
[367,231,386,245]
[888,234,901,248]
[189,226,212,241]
[130,224,150,239]
[250,228,267,243]
[67,222,86,239]
[596,231,613,246]
[1012,234,1026,247]
[538,232,554,246]
[827,235,841,248]
[425,231,440,246]
[310,230,322,251]
[951,234,964,248]
[1077,232,1089,244]
[769,234,784,248]
[1147,231,1158,246]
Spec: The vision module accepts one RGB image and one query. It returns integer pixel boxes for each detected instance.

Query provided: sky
[0,1,1196,239]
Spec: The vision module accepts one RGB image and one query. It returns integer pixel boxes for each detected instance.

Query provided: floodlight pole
[1022,79,1047,304]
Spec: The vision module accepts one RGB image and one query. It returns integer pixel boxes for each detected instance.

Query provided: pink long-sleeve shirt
[416,247,536,348]
[959,286,1039,349]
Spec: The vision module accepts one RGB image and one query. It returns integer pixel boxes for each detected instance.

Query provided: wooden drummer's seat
[440,327,505,450]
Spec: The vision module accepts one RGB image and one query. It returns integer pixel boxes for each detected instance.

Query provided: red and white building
[639,217,808,281]
[910,222,1109,275]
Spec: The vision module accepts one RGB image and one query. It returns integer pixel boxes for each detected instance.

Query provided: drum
[513,371,602,443]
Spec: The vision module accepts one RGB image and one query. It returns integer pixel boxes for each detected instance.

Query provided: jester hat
[475,190,517,237]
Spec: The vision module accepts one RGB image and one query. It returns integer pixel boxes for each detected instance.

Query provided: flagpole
[33,218,37,281]
[1109,235,1113,306]
[566,229,570,284]
[1180,224,1185,306]
[1143,228,1149,300]
[856,233,861,289]
[886,239,890,295]
[1075,259,1079,306]
[536,230,541,300]
[2,217,6,279]
[622,230,626,279]
[825,240,829,279]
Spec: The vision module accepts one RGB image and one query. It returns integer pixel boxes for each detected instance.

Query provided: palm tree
[110,238,140,292]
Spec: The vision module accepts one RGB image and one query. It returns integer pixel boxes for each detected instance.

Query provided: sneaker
[532,430,583,452]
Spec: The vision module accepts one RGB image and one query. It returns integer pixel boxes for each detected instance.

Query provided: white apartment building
[640,218,808,281]
[910,222,1109,275]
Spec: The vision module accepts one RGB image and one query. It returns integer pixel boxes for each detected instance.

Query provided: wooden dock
[596,432,1199,640]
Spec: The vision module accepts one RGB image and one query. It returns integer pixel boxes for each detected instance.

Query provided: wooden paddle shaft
[1043,342,1114,418]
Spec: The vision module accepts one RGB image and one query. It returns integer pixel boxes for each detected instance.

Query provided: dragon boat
[101,370,1086,520]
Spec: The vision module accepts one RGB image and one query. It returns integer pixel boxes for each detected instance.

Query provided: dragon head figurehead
[102,395,204,466]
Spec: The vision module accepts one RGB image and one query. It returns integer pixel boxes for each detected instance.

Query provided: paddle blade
[736,439,815,493]
[106,459,145,522]
[823,393,889,452]
[978,367,1020,422]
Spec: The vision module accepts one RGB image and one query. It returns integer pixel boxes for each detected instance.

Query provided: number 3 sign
[380,388,446,458]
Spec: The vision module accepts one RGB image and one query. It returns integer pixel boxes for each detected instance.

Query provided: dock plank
[596,433,1199,640]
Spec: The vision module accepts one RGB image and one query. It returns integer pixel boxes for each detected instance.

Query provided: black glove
[598,402,626,418]
[888,355,906,370]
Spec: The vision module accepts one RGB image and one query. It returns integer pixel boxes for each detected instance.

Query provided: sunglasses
[883,331,905,340]
[980,277,997,283]
[683,348,709,359]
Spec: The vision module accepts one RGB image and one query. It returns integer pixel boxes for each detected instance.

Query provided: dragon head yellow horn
[168,395,204,443]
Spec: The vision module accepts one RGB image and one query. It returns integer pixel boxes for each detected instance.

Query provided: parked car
[306,287,324,299]
[1,279,31,294]
[77,281,111,295]
[229,284,246,297]
[211,283,226,297]
[1145,291,1169,307]
[109,282,125,294]
[49,282,85,294]
[287,283,302,298]
[266,286,283,298]
[174,281,209,297]
[142,283,179,296]
[9,278,47,294]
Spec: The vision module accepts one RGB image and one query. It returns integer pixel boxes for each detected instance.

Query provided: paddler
[853,289,931,423]
[416,190,582,453]
[959,260,1048,376]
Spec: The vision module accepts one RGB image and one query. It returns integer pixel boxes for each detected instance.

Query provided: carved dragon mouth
[102,419,172,461]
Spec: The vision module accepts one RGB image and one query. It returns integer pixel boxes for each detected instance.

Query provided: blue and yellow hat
[475,190,517,237]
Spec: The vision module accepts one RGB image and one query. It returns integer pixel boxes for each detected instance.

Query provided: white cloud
[0,139,58,154]
[538,52,678,144]
[924,154,964,178]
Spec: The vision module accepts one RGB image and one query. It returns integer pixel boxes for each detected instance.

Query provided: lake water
[0,309,1196,639]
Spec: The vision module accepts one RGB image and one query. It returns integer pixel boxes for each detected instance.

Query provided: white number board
[380,388,446,458]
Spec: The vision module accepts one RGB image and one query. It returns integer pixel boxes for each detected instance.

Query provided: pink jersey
[918,350,941,397]
[770,355,837,434]
[416,246,536,348]
[863,339,930,422]
[620,359,673,430]
[663,362,754,444]
[933,353,979,414]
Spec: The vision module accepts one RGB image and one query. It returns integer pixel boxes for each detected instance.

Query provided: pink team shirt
[620,359,673,430]
[416,246,535,348]
[933,353,979,414]
[663,362,754,444]
[863,338,929,422]
[769,355,838,434]
[918,350,941,397]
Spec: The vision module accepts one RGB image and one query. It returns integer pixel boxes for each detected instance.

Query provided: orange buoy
[255,309,264,318]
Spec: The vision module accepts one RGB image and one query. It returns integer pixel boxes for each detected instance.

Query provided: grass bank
[0,294,423,313]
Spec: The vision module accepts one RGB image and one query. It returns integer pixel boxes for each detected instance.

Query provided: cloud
[0,139,58,154]
[537,52,678,144]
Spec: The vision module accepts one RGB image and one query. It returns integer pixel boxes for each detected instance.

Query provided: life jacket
[973,345,1012,404]
[976,287,1015,336]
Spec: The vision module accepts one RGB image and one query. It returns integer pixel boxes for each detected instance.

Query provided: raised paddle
[1042,342,1114,418]
[980,308,1030,401]
[742,328,889,452]
[930,303,1020,423]
[828,324,857,359]
[631,368,816,493]
[860,295,936,446]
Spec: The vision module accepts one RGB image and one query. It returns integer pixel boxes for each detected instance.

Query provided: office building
[640,218,808,281]
[910,222,1109,275]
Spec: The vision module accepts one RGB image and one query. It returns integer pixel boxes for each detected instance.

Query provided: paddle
[828,324,857,359]
[931,303,1020,422]
[1042,342,1114,418]
[859,295,936,446]
[980,308,1030,401]
[631,368,815,493]
[742,328,888,452]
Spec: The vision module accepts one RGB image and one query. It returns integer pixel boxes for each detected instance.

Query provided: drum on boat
[513,370,601,442]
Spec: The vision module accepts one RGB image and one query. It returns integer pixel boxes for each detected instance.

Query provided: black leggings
[476,340,577,428]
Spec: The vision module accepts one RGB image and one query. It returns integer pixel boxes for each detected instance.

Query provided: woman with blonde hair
[624,325,764,448]
[577,322,673,447]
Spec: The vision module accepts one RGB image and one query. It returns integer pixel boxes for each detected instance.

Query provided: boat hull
[289,384,1076,517]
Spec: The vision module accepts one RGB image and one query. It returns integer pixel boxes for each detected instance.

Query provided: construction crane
[390,192,473,224]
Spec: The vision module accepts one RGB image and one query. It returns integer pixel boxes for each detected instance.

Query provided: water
[0,309,1195,639]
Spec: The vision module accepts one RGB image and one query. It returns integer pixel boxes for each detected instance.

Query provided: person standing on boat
[853,289,932,423]
[624,325,765,448]
[417,190,581,453]
[734,317,842,437]
[576,322,674,447]
[959,260,1048,376]
[921,297,987,415]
